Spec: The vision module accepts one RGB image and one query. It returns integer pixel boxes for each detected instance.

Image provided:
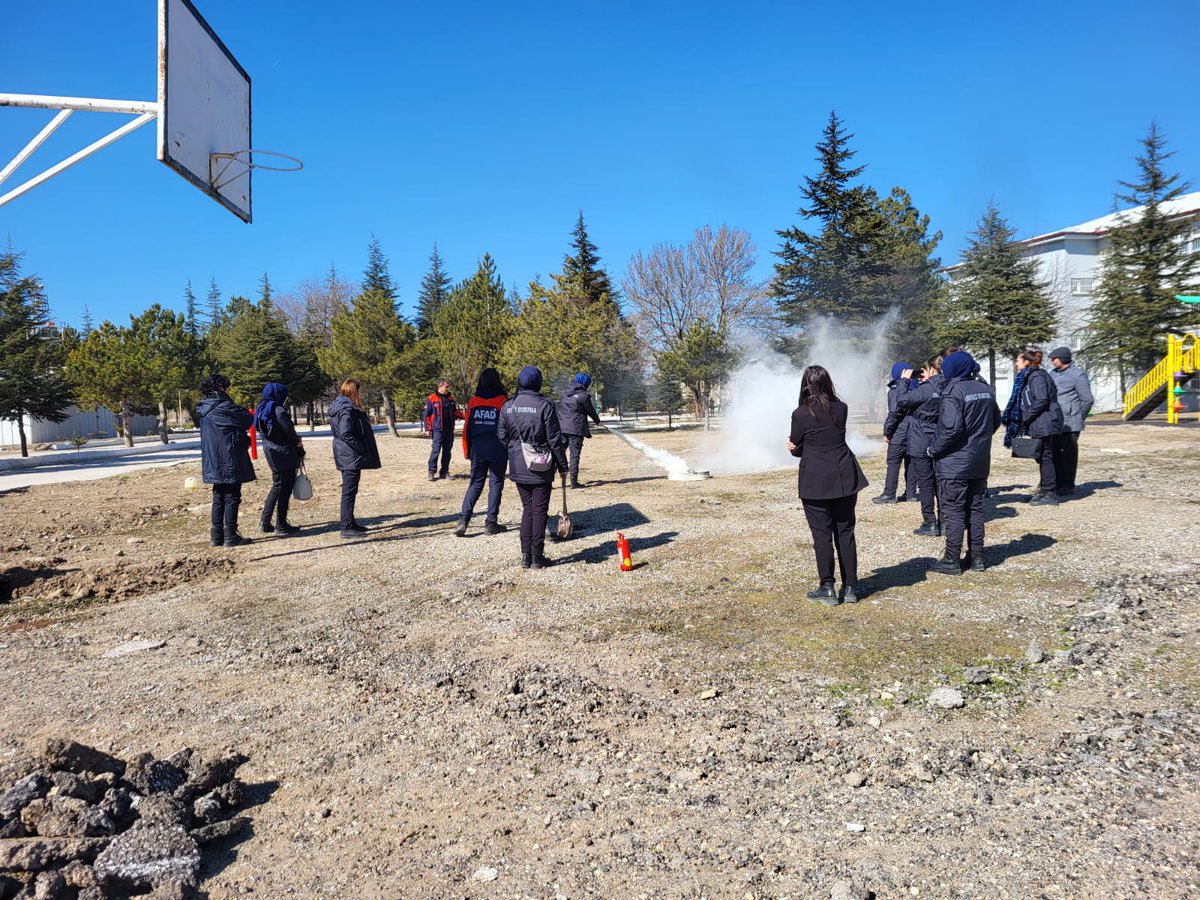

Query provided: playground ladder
[1123,332,1200,422]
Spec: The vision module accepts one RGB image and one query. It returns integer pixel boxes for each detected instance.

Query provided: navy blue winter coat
[329,395,381,472]
[197,393,256,485]
[880,378,912,445]
[496,388,569,485]
[928,376,1002,481]
[257,405,303,473]
[558,384,601,438]
[1019,367,1063,439]
[888,375,943,457]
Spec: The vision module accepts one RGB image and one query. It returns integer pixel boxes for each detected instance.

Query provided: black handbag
[1011,435,1042,459]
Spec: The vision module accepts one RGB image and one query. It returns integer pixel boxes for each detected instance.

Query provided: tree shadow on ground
[197,779,280,892]
[552,530,679,565]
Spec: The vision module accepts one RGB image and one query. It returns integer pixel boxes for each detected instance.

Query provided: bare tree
[275,264,353,345]
[691,224,773,333]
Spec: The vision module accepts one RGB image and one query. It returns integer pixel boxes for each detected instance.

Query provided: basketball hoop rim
[210,149,303,173]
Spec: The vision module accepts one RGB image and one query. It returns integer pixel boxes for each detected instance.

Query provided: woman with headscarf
[497,366,569,569]
[197,373,256,547]
[329,378,381,538]
[455,368,509,537]
[558,372,603,488]
[254,381,305,536]
[787,365,869,605]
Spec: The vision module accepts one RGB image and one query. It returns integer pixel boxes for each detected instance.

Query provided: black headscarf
[475,367,506,399]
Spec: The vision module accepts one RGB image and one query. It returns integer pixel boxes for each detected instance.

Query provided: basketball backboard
[158,0,252,222]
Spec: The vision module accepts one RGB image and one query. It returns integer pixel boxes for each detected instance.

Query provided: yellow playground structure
[1123,332,1200,423]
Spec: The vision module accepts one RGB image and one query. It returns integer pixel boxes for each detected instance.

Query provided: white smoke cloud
[697,314,896,475]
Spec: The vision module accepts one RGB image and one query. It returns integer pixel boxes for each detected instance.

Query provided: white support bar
[0,112,157,209]
[0,93,159,115]
[0,109,73,188]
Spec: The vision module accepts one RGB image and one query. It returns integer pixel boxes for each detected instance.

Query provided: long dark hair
[798,365,839,414]
[475,367,505,399]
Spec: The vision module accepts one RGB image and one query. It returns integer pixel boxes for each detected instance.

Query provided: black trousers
[340,469,361,529]
[428,429,453,475]
[883,438,914,499]
[909,454,938,522]
[565,434,586,479]
[461,458,507,524]
[801,494,858,587]
[515,481,552,551]
[938,477,986,559]
[211,483,242,529]
[1052,432,1079,491]
[1035,437,1056,493]
[262,466,297,526]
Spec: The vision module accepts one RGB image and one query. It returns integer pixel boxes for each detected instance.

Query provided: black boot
[454,518,469,537]
[806,583,839,605]
[223,527,251,548]
[260,519,275,534]
[209,526,224,547]
[1029,491,1059,506]
[485,521,507,535]
[277,522,301,536]
[570,475,581,489]
[913,520,940,537]
[840,585,859,604]
[530,545,552,569]
[929,552,962,575]
[969,552,986,572]
[521,543,532,569]
[871,492,896,505]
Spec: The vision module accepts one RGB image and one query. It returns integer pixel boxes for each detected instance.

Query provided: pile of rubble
[0,739,254,899]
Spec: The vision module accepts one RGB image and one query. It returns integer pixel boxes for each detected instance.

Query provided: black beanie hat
[1049,347,1073,363]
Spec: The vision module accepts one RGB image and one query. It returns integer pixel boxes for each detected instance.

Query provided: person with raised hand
[887,356,945,537]
[874,362,917,505]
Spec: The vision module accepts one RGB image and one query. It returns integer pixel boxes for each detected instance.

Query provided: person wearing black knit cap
[1049,347,1093,498]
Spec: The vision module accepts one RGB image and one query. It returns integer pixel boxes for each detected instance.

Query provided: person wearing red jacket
[455,368,509,536]
[423,379,465,481]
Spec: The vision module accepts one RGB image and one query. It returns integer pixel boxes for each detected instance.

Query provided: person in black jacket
[1016,348,1064,506]
[497,366,569,570]
[873,362,916,504]
[254,381,305,536]
[329,378,382,539]
[455,368,509,537]
[886,356,944,536]
[558,373,603,489]
[423,380,464,481]
[197,373,256,548]
[787,365,870,605]
[927,351,1002,575]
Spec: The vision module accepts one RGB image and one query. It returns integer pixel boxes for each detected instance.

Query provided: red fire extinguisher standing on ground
[617,532,633,571]
[249,407,257,460]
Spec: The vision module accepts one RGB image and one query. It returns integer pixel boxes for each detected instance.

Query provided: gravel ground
[2,422,1199,898]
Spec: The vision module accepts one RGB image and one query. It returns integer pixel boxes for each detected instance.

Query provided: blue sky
[2,0,1197,328]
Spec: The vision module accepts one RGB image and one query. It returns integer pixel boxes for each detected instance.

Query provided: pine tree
[67,319,155,448]
[207,296,319,408]
[874,187,944,362]
[206,277,222,332]
[362,234,397,302]
[937,200,1057,383]
[432,255,514,397]
[774,111,886,329]
[183,279,199,339]
[129,304,204,442]
[258,272,273,309]
[0,249,74,457]
[416,243,452,337]
[1087,122,1200,387]
[653,365,685,429]
[562,211,616,305]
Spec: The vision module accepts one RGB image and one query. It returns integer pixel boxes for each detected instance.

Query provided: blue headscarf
[942,351,975,381]
[255,382,288,436]
[889,362,911,385]
[574,372,591,389]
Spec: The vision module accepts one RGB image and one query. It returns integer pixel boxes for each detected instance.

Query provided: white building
[0,406,159,448]
[947,190,1200,412]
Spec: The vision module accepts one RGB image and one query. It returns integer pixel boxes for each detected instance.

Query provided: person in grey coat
[197,373,256,548]
[1049,347,1094,498]
[558,373,602,488]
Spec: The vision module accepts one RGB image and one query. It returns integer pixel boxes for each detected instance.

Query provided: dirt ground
[2,420,1199,898]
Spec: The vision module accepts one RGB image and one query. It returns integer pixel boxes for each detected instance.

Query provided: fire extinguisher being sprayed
[616,532,633,571]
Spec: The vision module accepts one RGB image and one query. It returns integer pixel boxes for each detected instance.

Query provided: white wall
[0,406,160,447]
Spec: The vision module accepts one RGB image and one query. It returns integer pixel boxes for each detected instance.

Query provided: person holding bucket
[254,381,305,536]
[787,365,868,605]
[497,366,569,570]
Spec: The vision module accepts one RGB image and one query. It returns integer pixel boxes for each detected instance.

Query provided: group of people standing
[196,367,601,569]
[790,345,1091,606]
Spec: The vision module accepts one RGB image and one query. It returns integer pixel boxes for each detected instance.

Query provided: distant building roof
[1022,189,1200,248]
